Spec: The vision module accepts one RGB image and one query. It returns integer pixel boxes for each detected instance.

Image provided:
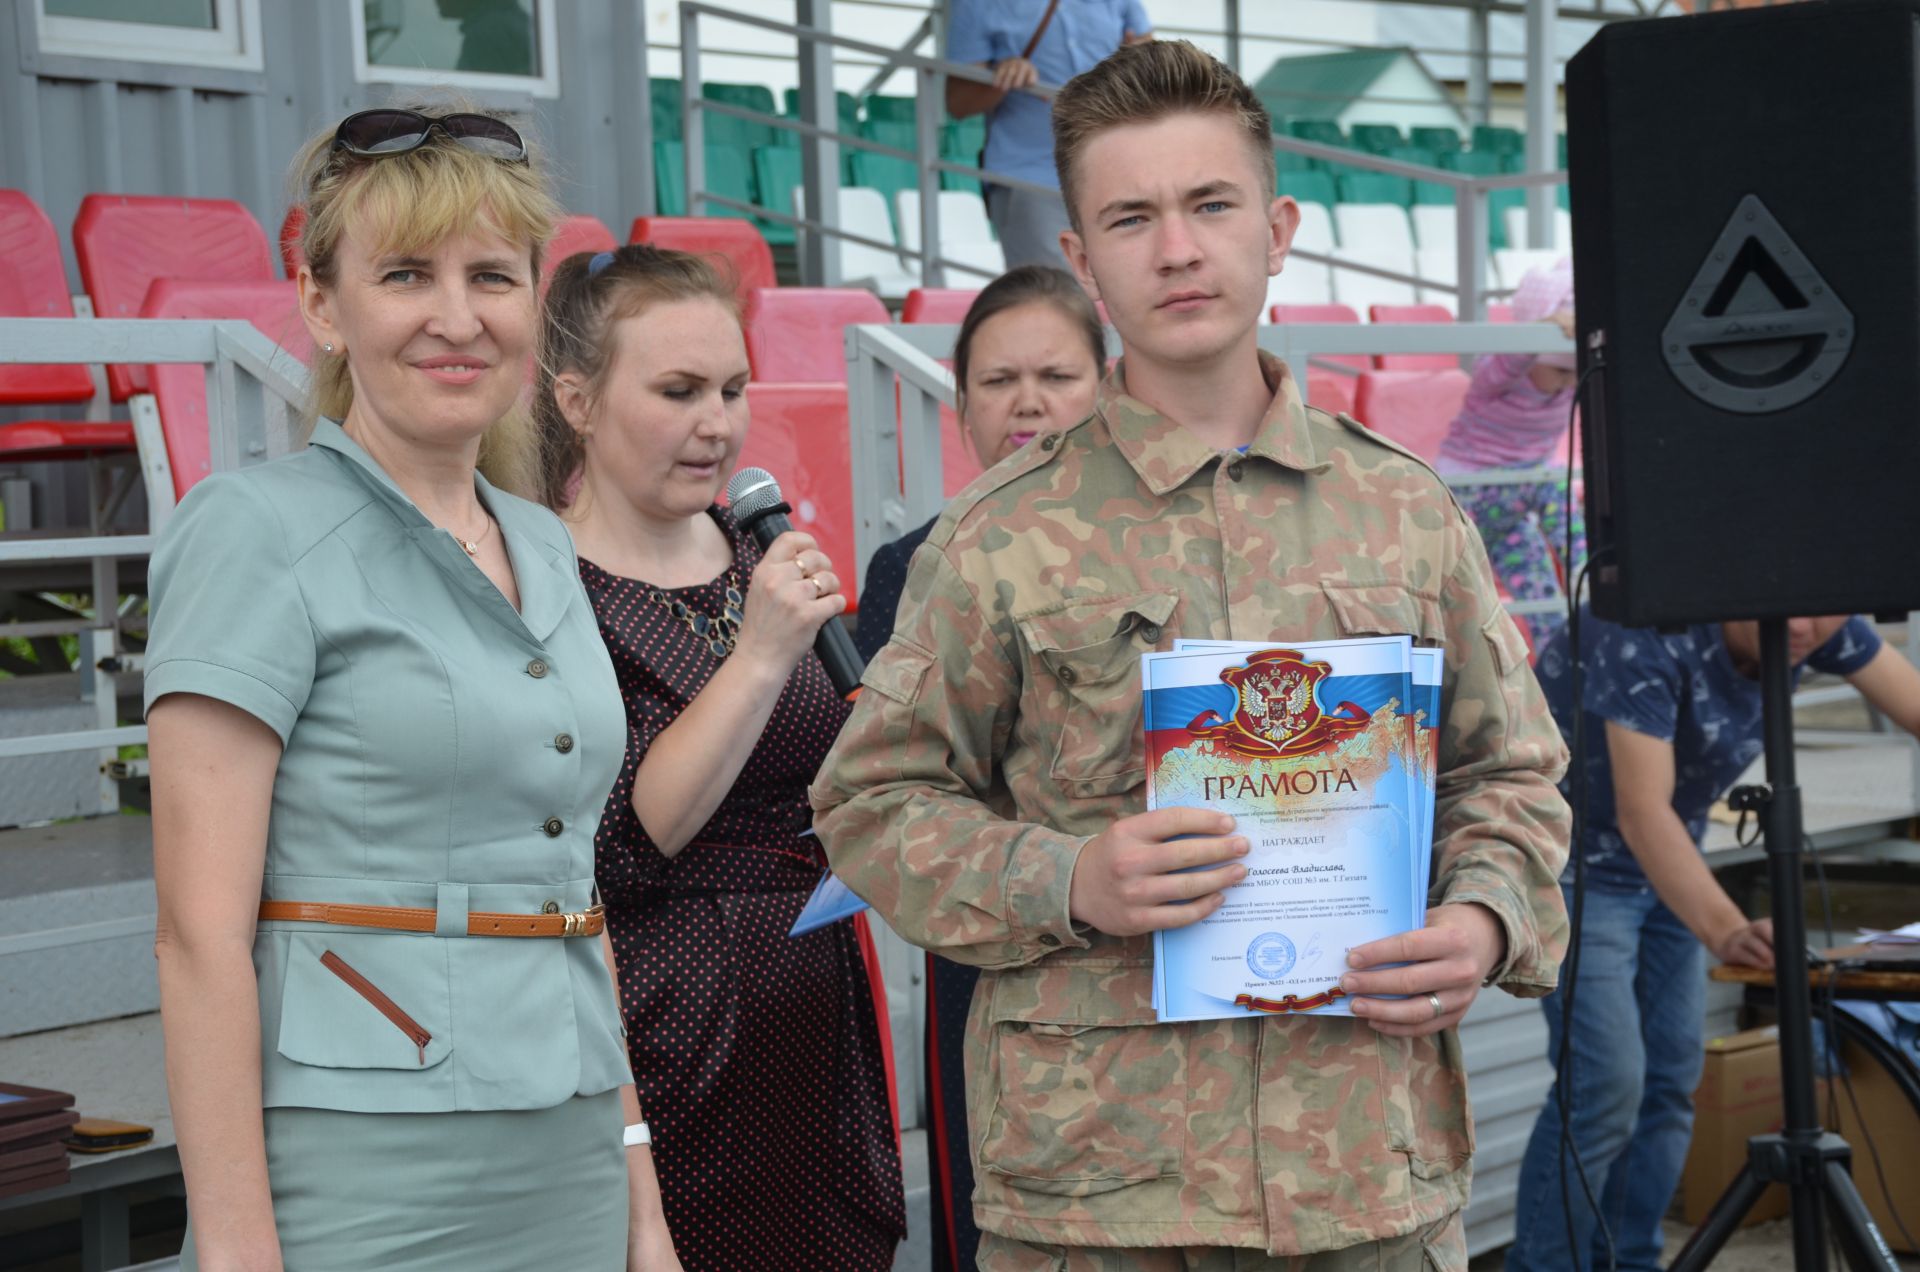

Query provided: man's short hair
[1050,40,1276,231]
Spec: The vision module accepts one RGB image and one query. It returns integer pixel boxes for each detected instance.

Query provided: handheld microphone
[725,467,867,700]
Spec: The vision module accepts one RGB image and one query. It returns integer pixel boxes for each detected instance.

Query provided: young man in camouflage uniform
[812,40,1572,1271]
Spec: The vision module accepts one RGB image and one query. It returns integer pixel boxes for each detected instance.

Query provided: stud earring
[323,343,335,354]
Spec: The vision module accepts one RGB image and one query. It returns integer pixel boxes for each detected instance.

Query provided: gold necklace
[645,565,747,658]
[453,513,494,557]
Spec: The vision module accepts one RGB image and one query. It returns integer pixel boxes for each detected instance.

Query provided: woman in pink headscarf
[1434,258,1581,645]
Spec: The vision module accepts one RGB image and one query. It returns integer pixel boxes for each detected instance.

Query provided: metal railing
[846,319,1920,774]
[0,318,307,810]
[847,320,1579,594]
[676,3,1567,310]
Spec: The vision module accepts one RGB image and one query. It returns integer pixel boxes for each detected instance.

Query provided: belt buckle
[561,902,605,937]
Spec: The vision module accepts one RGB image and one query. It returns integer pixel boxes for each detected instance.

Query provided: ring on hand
[1426,992,1444,1020]
[796,557,809,579]
[811,576,825,597]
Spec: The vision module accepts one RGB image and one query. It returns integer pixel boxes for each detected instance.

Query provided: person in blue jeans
[1507,609,1920,1271]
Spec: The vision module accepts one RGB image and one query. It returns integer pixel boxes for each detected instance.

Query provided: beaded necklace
[645,565,747,658]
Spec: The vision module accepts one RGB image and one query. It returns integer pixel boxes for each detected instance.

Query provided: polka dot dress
[582,507,906,1272]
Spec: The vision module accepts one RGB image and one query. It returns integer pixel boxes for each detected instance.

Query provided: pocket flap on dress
[276,932,453,1071]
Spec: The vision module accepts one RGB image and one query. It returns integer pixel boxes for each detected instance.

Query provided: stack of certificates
[1141,636,1440,1021]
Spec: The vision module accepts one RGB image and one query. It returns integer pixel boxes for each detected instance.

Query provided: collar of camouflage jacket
[1094,351,1328,496]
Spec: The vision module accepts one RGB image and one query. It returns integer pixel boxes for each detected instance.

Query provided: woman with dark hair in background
[533,243,906,1271]
[855,264,1105,1272]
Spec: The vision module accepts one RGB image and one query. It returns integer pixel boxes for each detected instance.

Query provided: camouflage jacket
[811,355,1571,1255]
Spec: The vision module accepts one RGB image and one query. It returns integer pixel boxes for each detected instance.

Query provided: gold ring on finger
[811,576,825,597]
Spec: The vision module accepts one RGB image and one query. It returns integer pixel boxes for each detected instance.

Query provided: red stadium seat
[74,194,275,400]
[0,190,96,406]
[140,279,310,500]
[901,288,979,325]
[1272,303,1364,412]
[1351,369,1470,465]
[0,189,110,461]
[1486,303,1516,322]
[546,213,619,276]
[629,217,775,311]
[744,287,889,383]
[279,205,306,278]
[1306,369,1357,417]
[734,383,860,610]
[1369,303,1458,371]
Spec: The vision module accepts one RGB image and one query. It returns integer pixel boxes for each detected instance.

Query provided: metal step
[0,814,156,1038]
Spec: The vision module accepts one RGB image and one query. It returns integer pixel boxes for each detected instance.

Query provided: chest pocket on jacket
[1322,580,1442,644]
[1016,590,1180,799]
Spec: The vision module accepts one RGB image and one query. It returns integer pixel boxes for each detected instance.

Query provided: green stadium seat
[1502,150,1530,175]
[1471,124,1524,154]
[861,119,918,152]
[1410,126,1462,153]
[784,88,861,132]
[1273,147,1318,174]
[1487,187,1526,249]
[864,94,917,123]
[652,140,758,226]
[651,78,682,137]
[1440,150,1505,177]
[1338,171,1413,207]
[1385,146,1439,169]
[1287,119,1347,148]
[1278,170,1337,211]
[941,120,986,194]
[849,150,920,235]
[700,82,778,151]
[1412,177,1456,206]
[750,147,802,247]
[1557,182,1571,211]
[944,116,986,156]
[1349,123,1407,153]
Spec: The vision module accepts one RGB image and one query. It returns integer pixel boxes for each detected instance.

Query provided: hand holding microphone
[726,468,867,698]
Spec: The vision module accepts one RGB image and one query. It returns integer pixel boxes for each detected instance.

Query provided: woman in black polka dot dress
[533,245,905,1270]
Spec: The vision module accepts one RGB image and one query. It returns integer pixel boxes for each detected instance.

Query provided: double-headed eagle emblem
[1187,648,1370,760]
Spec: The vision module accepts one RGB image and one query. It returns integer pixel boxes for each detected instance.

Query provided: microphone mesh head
[726,467,785,524]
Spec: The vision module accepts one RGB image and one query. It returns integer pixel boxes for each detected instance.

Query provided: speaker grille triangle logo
[1661,194,1852,415]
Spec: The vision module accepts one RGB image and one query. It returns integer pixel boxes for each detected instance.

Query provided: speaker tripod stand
[1668,619,1898,1272]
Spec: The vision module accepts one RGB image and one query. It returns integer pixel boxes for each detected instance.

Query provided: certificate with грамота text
[1143,637,1426,1022]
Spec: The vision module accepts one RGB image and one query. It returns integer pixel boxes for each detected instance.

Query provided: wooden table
[1710,943,1920,1003]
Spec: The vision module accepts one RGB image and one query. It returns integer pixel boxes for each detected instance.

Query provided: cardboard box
[1681,1026,1819,1228]
[1681,1023,1920,1250]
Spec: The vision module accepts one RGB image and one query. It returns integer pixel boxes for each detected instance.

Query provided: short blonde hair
[288,101,560,495]
[1051,41,1276,231]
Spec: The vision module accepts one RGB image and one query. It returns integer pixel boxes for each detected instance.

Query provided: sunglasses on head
[330,109,527,164]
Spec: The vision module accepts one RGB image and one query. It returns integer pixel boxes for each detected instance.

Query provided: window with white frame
[36,0,264,72]
[353,0,560,98]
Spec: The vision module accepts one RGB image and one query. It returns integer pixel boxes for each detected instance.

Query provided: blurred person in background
[947,0,1152,269]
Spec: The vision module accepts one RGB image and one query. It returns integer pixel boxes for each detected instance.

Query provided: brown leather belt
[258,900,605,938]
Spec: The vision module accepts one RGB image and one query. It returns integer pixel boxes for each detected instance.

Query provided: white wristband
[623,1121,652,1148]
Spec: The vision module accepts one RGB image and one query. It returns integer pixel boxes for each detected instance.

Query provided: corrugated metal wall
[0,1,656,293]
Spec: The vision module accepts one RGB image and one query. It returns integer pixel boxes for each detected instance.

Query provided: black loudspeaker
[1567,0,1920,627]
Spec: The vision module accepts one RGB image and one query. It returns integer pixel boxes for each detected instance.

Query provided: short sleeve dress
[582,506,906,1271]
[143,419,633,1269]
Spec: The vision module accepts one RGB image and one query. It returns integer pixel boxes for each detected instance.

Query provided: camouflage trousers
[976,1212,1466,1272]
